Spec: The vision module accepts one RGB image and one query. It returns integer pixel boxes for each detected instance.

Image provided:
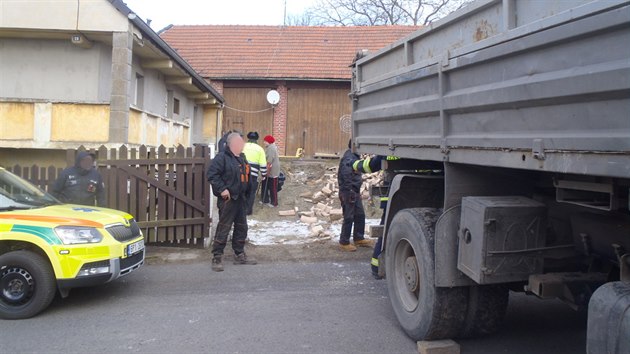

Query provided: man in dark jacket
[337,140,383,252]
[207,132,256,271]
[51,151,106,207]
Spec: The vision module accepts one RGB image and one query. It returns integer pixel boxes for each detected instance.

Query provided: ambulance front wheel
[0,250,56,319]
[386,208,468,341]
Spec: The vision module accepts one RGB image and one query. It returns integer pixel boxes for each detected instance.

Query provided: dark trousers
[246,175,259,215]
[261,177,278,206]
[339,191,365,245]
[212,196,248,257]
[371,208,387,274]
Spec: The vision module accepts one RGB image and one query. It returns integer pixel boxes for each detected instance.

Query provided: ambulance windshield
[0,168,59,210]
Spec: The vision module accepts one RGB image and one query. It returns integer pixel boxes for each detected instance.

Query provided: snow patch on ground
[247,218,381,245]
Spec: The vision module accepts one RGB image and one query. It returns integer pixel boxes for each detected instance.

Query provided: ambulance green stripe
[10,225,62,245]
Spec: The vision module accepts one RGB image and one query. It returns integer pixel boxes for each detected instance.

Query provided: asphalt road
[0,258,586,354]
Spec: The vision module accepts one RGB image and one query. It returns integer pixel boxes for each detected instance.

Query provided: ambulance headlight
[55,227,103,244]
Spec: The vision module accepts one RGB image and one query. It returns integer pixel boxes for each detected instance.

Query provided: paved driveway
[0,257,586,353]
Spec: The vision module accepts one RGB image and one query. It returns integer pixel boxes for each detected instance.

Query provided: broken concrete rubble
[299,191,312,198]
[278,162,385,242]
[329,208,343,221]
[300,215,318,224]
[309,224,324,237]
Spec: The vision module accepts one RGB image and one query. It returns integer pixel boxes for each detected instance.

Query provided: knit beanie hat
[264,135,275,144]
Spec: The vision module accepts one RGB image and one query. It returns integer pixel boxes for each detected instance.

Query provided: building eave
[208,77,351,83]
[108,0,224,104]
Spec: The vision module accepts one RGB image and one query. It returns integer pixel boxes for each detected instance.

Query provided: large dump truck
[351,0,630,351]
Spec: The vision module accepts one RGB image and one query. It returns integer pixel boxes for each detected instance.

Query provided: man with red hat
[261,135,280,207]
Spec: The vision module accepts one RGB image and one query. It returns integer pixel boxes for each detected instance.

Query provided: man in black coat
[337,140,382,252]
[51,151,106,207]
[207,132,256,271]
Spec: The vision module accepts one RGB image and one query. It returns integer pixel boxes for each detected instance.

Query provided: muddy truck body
[351,0,630,350]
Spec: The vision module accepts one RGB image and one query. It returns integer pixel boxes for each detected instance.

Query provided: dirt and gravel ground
[147,157,382,265]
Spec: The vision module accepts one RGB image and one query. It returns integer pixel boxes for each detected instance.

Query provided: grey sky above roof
[123,0,316,30]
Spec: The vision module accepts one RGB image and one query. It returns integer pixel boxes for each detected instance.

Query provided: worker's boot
[339,243,357,252]
[233,252,257,265]
[211,256,224,272]
[354,239,375,248]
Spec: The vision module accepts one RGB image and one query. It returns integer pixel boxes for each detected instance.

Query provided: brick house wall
[272,83,288,154]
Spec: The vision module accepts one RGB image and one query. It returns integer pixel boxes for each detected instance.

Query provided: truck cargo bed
[352,0,630,178]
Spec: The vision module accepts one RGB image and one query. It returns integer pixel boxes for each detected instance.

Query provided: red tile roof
[160,25,419,81]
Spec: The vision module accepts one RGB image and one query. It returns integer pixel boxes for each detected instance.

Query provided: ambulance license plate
[127,240,144,256]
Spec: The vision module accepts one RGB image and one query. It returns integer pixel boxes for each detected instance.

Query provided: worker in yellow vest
[242,132,267,215]
[337,140,384,252]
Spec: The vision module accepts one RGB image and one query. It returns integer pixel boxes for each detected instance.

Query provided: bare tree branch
[304,0,472,26]
[286,10,318,26]
[422,0,450,25]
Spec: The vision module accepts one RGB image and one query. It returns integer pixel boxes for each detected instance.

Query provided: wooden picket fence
[8,144,214,247]
[7,165,63,193]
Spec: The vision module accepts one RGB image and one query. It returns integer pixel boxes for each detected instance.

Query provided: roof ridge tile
[161,25,420,80]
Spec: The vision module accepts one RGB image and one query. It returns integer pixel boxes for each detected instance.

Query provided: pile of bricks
[277,166,383,240]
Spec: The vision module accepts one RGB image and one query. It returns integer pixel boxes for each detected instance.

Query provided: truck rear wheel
[459,285,509,338]
[0,250,56,319]
[386,208,467,340]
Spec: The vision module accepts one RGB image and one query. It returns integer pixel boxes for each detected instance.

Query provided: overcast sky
[123,0,317,31]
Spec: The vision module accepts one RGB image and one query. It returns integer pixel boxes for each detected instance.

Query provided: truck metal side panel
[352,0,630,179]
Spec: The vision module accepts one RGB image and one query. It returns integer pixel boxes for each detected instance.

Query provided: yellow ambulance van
[0,167,144,319]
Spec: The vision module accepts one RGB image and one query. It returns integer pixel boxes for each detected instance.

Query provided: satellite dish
[339,114,352,134]
[267,90,280,105]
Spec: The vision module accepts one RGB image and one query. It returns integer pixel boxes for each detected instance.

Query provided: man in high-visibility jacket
[242,131,267,215]
[337,140,383,252]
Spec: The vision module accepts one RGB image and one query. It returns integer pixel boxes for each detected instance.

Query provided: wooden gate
[8,144,213,247]
[286,87,351,156]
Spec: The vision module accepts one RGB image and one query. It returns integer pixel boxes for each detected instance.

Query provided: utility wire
[223,105,274,114]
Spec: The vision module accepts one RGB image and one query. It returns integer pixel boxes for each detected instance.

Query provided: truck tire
[386,208,467,340]
[0,250,56,319]
[587,281,630,354]
[458,285,509,338]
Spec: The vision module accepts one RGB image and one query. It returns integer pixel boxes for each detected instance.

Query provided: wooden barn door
[286,87,351,157]
[222,87,274,138]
